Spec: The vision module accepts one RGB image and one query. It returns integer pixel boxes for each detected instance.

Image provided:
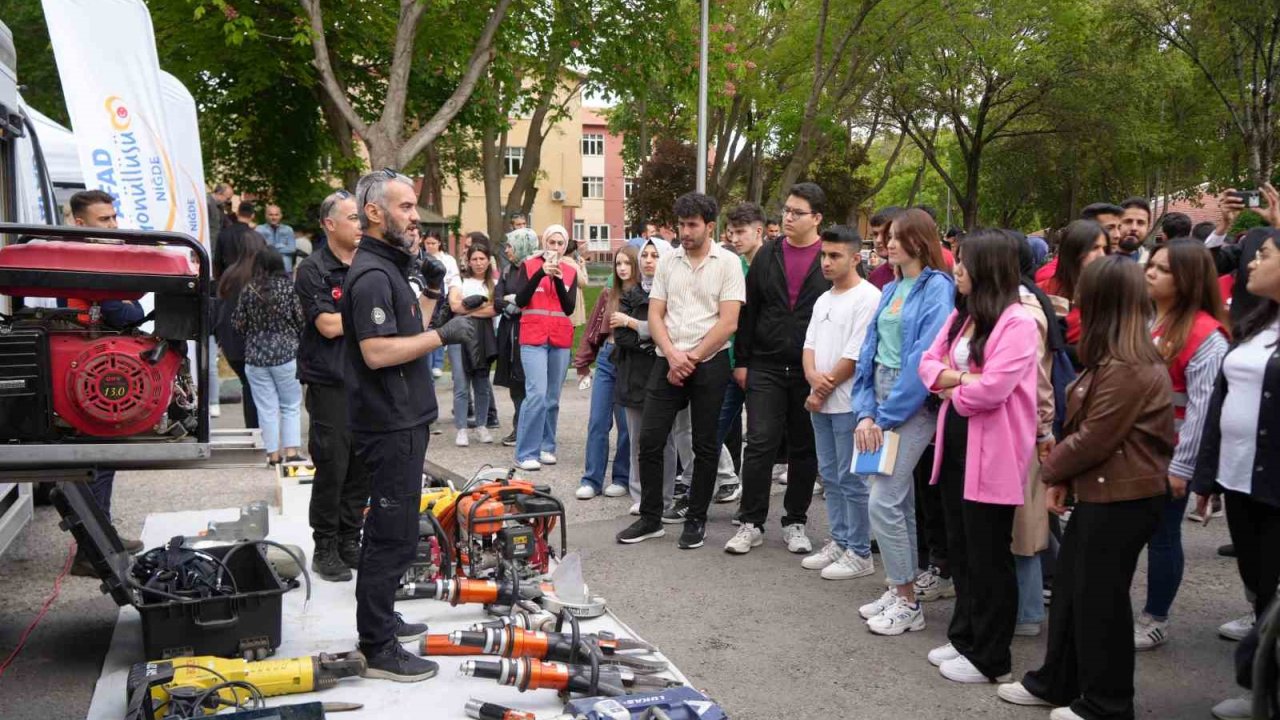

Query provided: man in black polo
[341,170,472,681]
[295,190,367,582]
[730,182,831,556]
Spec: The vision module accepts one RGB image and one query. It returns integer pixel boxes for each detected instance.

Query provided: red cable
[0,540,76,679]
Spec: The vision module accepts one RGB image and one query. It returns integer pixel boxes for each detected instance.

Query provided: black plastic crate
[51,482,292,659]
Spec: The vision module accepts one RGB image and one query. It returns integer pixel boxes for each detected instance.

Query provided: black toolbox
[51,481,293,660]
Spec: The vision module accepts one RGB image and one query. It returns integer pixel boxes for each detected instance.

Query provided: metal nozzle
[463,698,485,719]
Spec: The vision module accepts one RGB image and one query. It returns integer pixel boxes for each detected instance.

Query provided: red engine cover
[0,241,195,301]
[49,334,181,437]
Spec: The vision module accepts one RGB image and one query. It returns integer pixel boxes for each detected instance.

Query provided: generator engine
[455,479,564,580]
[0,240,199,441]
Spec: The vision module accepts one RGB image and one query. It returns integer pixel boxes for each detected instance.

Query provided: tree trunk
[481,126,506,243]
[419,143,444,212]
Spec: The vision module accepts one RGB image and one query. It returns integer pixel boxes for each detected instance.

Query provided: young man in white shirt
[783,225,881,577]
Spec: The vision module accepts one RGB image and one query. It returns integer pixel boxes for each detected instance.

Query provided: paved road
[0,377,1250,719]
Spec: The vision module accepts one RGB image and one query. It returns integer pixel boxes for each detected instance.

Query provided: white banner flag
[158,72,209,248]
[42,0,180,233]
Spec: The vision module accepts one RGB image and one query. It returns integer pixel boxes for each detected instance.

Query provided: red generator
[0,226,212,452]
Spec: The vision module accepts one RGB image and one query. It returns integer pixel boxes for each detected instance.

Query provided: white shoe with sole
[516,459,541,472]
[1211,695,1253,720]
[867,597,925,636]
[575,485,597,500]
[604,484,628,498]
[1219,612,1255,641]
[628,502,640,516]
[998,682,1053,707]
[476,427,494,444]
[801,541,842,570]
[539,452,558,465]
[1050,707,1086,720]
[939,654,1010,683]
[781,524,812,554]
[928,642,960,667]
[1133,612,1168,651]
[859,589,898,620]
[724,524,764,555]
[914,565,956,601]
[820,550,874,580]
[455,429,469,447]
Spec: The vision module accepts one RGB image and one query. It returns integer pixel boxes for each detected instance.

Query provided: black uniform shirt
[340,236,438,432]
[295,242,351,386]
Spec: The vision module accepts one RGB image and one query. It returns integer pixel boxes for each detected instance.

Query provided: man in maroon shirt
[729,183,833,555]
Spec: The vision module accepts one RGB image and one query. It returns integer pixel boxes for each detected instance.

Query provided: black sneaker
[616,518,666,544]
[501,431,518,447]
[1218,543,1236,558]
[339,536,362,569]
[394,612,429,642]
[713,483,741,504]
[362,643,438,682]
[662,496,689,524]
[678,519,706,550]
[312,539,353,582]
[871,539,881,554]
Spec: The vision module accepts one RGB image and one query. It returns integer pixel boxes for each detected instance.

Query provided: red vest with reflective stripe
[519,257,576,348]
[1153,310,1227,428]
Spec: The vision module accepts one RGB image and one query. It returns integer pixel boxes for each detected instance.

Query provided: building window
[583,176,604,199]
[624,178,635,199]
[572,220,585,241]
[504,147,524,177]
[587,224,611,251]
[582,133,604,156]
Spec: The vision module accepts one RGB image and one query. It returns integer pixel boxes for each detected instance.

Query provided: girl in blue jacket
[851,208,955,637]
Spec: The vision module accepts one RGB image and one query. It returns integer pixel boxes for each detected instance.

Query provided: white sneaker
[1014,623,1042,637]
[455,429,469,447]
[516,459,541,472]
[604,484,628,498]
[724,524,764,554]
[940,654,1010,683]
[628,502,641,516]
[781,524,812,554]
[771,464,788,484]
[867,597,925,636]
[539,452,558,465]
[575,485,597,500]
[210,405,222,418]
[1211,695,1253,720]
[1133,612,1168,651]
[997,682,1052,707]
[800,540,843,570]
[820,550,875,580]
[432,368,442,378]
[859,589,899,620]
[1050,708,1086,720]
[914,565,956,601]
[1219,612,1255,641]
[928,642,961,667]
[476,427,494,443]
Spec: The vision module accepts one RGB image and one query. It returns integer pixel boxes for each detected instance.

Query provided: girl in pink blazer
[917,230,1040,685]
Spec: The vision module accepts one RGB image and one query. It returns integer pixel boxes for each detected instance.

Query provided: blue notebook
[852,430,900,476]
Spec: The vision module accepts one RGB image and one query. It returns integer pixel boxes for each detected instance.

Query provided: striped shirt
[1170,330,1229,479]
[649,242,746,355]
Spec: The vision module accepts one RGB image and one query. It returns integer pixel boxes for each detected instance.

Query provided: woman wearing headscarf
[510,225,579,471]
[493,228,539,446]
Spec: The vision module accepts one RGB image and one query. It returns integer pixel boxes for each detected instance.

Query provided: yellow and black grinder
[124,652,366,719]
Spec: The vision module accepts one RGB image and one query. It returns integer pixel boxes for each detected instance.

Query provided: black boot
[312,538,353,582]
[339,535,362,569]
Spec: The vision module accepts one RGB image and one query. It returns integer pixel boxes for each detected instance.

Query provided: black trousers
[915,441,948,574]
[639,352,731,523]
[306,383,371,544]
[1224,490,1280,619]
[228,359,259,429]
[937,409,1017,679]
[738,366,818,528]
[509,384,526,431]
[1022,495,1164,719]
[353,425,428,655]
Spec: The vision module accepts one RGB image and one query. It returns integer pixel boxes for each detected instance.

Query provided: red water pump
[0,238,199,440]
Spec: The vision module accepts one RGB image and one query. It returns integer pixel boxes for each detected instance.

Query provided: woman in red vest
[511,224,580,471]
[1133,239,1229,651]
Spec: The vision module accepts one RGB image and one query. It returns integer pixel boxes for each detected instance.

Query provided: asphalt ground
[0,376,1252,719]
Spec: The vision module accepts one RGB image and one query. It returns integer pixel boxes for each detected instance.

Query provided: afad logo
[105,96,131,131]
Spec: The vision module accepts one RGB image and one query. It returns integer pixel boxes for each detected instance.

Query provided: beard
[1119,233,1143,254]
[382,216,414,254]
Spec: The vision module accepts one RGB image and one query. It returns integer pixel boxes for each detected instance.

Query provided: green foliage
[629,138,698,227]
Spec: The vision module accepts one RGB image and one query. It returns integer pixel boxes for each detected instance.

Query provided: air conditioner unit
[550,189,566,202]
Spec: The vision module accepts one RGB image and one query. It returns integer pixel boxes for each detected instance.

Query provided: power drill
[124,652,366,719]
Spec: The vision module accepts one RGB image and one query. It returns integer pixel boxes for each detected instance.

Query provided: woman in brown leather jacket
[998,257,1175,720]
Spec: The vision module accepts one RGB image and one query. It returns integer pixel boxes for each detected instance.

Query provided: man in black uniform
[341,170,472,681]
[295,190,368,582]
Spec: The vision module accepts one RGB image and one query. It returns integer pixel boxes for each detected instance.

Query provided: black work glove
[421,254,447,298]
[462,294,487,310]
[435,315,475,346]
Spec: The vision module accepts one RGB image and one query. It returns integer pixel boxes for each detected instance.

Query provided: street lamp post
[696,0,709,194]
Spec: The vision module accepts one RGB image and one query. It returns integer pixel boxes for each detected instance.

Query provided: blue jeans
[1143,491,1191,619]
[245,360,303,455]
[516,344,571,462]
[580,342,630,491]
[1016,554,1046,625]
[88,468,115,520]
[716,377,746,447]
[450,345,493,431]
[429,347,445,372]
[812,411,870,557]
[862,364,937,586]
